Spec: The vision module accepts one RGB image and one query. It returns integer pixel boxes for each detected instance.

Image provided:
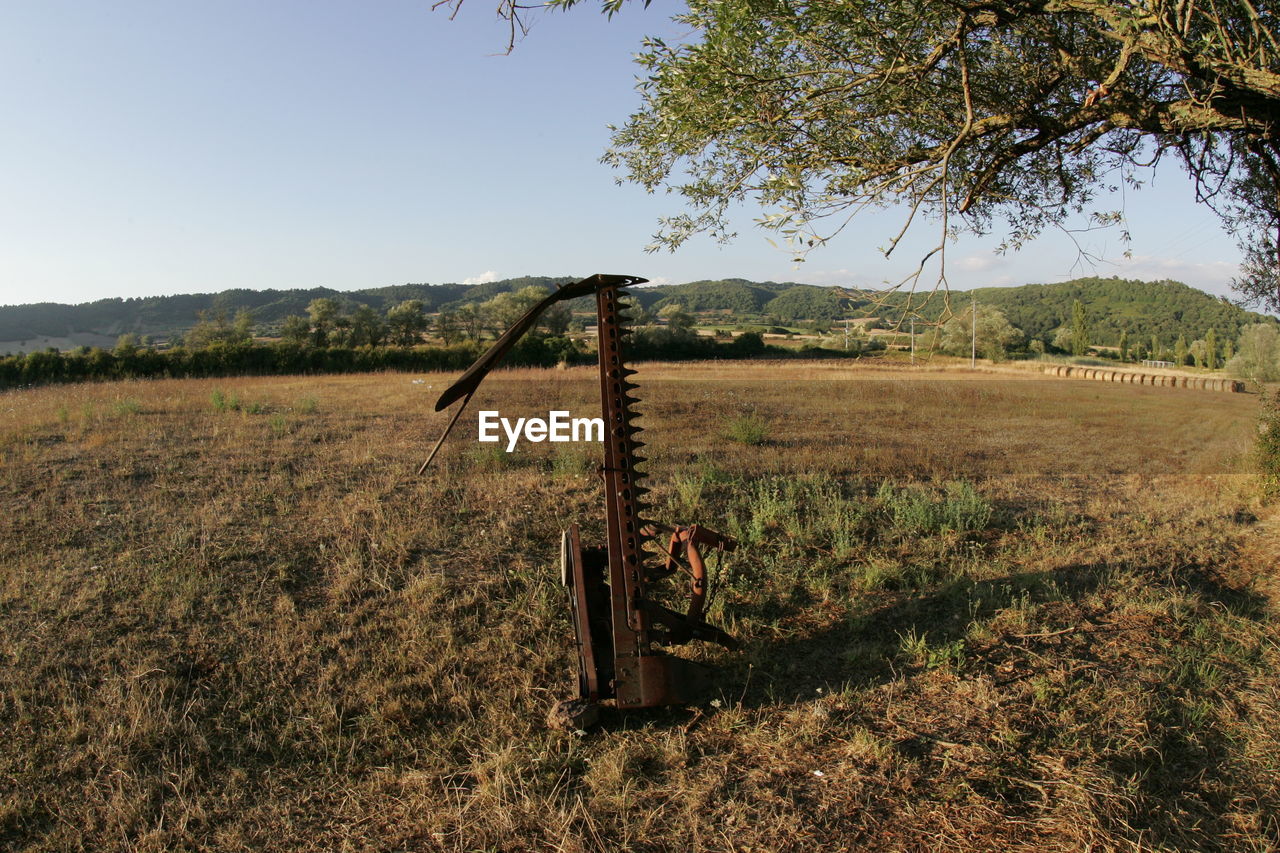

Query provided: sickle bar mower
[425,274,738,728]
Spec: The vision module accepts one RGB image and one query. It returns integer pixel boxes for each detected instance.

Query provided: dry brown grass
[1,362,1277,851]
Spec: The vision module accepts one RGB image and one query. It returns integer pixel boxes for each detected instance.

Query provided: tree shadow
[724,561,1111,707]
[597,552,1275,848]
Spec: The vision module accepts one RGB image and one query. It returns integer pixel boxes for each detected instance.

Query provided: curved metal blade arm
[416,388,475,475]
[433,273,646,412]
[418,272,646,474]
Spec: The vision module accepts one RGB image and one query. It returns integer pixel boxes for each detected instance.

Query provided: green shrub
[210,389,238,412]
[111,398,141,417]
[668,469,709,517]
[743,480,798,544]
[467,444,513,471]
[877,480,992,535]
[550,446,594,479]
[897,628,965,671]
[939,480,994,531]
[724,412,770,446]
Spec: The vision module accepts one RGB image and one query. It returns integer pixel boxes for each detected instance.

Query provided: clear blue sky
[0,1,1247,307]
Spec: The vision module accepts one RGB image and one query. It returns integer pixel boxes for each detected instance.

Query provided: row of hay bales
[1043,364,1244,392]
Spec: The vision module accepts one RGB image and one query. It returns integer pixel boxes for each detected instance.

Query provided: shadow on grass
[598,553,1274,848]
[730,562,1109,705]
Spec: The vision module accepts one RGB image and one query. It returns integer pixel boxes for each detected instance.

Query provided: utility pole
[970,292,977,368]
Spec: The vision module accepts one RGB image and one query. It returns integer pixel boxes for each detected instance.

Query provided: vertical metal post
[595,286,649,706]
[910,316,915,364]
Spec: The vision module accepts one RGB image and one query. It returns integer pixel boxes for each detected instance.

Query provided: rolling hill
[0,275,1273,353]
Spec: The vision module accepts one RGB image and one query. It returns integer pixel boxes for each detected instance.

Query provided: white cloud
[790,268,860,287]
[956,254,1002,272]
[462,270,500,285]
[1109,255,1240,295]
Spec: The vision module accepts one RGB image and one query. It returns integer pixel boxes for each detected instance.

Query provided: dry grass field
[1,361,1277,852]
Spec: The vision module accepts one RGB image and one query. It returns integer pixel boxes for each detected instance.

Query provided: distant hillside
[815,277,1272,347]
[647,276,1276,346]
[1,274,1272,353]
[646,280,846,322]
[0,277,573,351]
[968,277,1274,346]
[0,276,806,350]
[647,279,781,313]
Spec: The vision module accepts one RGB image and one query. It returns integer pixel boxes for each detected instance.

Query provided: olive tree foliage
[185,308,254,349]
[1188,337,1207,366]
[1227,322,1280,381]
[307,298,341,348]
[387,299,430,346]
[939,304,1025,360]
[280,315,311,347]
[481,289,535,333]
[448,0,1280,310]
[347,305,388,347]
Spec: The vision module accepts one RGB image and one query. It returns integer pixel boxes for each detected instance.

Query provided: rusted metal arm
[419,273,646,473]
[433,274,647,412]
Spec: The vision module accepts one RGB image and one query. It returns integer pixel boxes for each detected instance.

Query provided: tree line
[0,284,849,390]
[925,297,1245,367]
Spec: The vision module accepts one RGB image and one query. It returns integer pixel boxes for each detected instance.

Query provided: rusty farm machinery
[422,273,738,727]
